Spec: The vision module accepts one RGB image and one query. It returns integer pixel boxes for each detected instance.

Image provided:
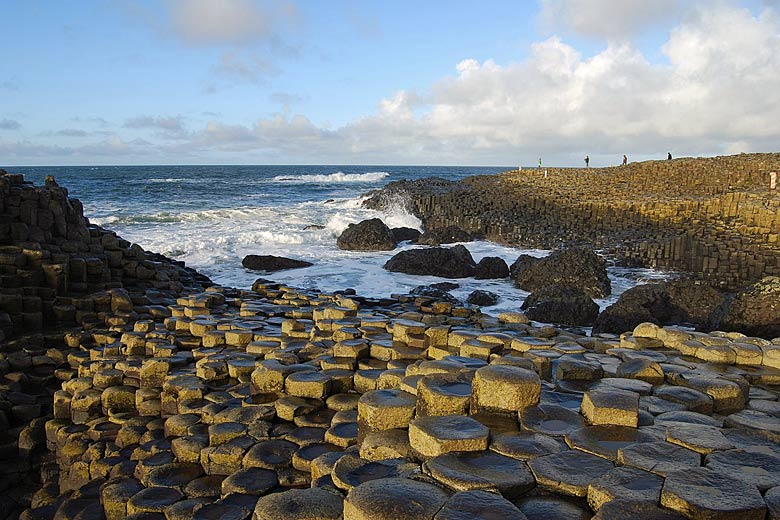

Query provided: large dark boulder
[417,226,474,246]
[593,279,727,334]
[243,255,313,272]
[521,285,599,326]
[509,254,541,279]
[474,257,510,279]
[384,245,476,278]
[337,218,397,251]
[721,276,780,339]
[513,248,611,299]
[391,227,421,243]
[467,290,499,306]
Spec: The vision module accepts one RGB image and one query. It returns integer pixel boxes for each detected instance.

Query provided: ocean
[14,165,668,315]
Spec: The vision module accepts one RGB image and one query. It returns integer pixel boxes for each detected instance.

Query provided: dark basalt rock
[510,254,541,279]
[467,290,499,306]
[474,257,510,279]
[242,255,313,272]
[384,245,477,278]
[720,276,780,339]
[410,285,460,304]
[513,248,611,299]
[593,279,727,334]
[337,218,397,251]
[418,226,475,246]
[521,285,599,326]
[390,227,421,243]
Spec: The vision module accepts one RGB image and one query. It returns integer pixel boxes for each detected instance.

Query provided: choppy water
[14,165,669,314]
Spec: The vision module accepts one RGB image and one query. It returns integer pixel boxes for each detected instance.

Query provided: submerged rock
[467,290,499,306]
[513,248,611,299]
[384,245,476,278]
[337,218,397,251]
[242,255,313,272]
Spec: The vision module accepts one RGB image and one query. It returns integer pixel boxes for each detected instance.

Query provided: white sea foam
[99,189,669,319]
[272,171,389,183]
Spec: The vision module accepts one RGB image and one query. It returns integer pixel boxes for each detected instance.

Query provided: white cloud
[164,0,296,46]
[0,119,21,130]
[8,2,780,165]
[209,52,281,86]
[539,0,684,40]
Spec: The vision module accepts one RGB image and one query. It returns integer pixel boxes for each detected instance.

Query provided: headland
[2,162,780,520]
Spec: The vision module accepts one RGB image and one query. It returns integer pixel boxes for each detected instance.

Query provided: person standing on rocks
[622,155,627,166]
[538,158,542,169]
[584,155,590,168]
[667,152,672,160]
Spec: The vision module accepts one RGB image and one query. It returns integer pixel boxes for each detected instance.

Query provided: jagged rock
[474,257,509,279]
[513,248,611,299]
[721,276,780,338]
[467,290,499,306]
[593,279,727,334]
[337,218,397,251]
[521,285,599,326]
[418,226,474,246]
[384,245,477,278]
[391,227,421,243]
[241,255,313,272]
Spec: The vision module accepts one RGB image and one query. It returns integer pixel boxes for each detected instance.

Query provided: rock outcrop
[362,153,780,290]
[384,245,476,278]
[474,256,510,279]
[417,226,474,246]
[242,255,313,272]
[513,248,611,299]
[521,285,599,326]
[337,218,397,251]
[720,276,780,338]
[593,279,727,334]
[390,227,421,243]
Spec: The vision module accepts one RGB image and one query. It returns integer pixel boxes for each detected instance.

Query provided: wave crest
[272,171,389,183]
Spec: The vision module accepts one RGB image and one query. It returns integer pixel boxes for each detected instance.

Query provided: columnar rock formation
[364,153,780,290]
[4,168,780,519]
[0,171,210,341]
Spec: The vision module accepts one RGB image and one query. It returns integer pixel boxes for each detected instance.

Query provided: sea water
[14,165,669,315]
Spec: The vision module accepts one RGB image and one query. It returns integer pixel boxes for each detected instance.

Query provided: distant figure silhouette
[538,158,542,169]
[667,152,672,160]
[584,155,590,168]
[622,155,627,166]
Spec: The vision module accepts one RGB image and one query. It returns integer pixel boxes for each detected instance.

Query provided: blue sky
[1,0,779,166]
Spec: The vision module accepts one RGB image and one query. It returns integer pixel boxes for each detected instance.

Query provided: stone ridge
[0,171,211,341]
[364,153,780,290]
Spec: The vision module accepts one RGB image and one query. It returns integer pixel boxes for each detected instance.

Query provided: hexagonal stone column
[661,467,766,519]
[344,477,449,520]
[357,389,416,441]
[581,388,639,427]
[409,415,489,458]
[416,374,471,417]
[471,365,540,415]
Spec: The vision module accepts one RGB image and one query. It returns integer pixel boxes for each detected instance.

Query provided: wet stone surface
[7,271,780,519]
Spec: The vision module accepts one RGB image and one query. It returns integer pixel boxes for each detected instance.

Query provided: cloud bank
[4,2,780,165]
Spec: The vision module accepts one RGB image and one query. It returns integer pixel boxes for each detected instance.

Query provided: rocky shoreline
[2,169,780,519]
[363,153,780,291]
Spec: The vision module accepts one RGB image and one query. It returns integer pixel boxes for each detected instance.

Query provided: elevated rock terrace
[366,153,780,290]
